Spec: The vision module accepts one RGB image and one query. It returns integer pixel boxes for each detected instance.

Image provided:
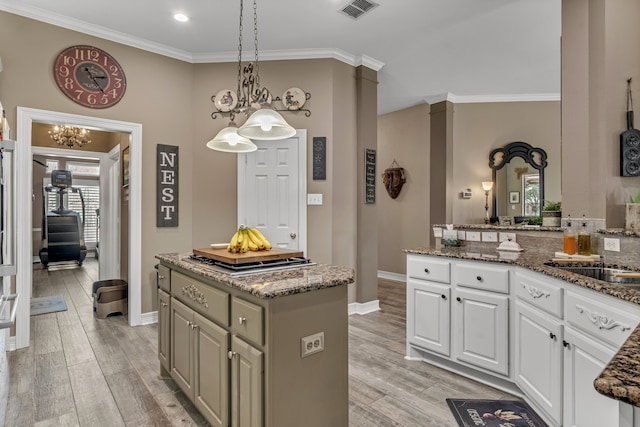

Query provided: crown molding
[424,92,560,105]
[0,3,385,70]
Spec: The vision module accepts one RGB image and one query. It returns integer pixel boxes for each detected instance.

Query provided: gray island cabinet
[155,253,354,427]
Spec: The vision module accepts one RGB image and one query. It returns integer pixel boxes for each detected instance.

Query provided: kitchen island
[155,252,354,427]
[404,245,640,427]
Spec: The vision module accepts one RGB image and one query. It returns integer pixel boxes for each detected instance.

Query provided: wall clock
[53,45,127,109]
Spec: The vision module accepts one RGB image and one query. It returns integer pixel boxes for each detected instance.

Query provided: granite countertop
[155,252,354,299]
[404,246,640,407]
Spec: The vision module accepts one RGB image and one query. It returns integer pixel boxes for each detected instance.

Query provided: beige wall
[452,101,561,224]
[0,10,368,313]
[562,0,640,226]
[377,104,430,275]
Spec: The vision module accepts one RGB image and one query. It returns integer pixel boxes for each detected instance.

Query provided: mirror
[489,141,547,222]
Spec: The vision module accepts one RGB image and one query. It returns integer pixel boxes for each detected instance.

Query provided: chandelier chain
[253,0,260,90]
[236,0,244,105]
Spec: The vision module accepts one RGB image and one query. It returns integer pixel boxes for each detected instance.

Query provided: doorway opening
[15,107,142,350]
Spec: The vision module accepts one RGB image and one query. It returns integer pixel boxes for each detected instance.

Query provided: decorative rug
[30,295,68,316]
[446,398,548,427]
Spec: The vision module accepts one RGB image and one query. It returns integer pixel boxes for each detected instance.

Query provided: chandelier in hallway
[48,125,92,149]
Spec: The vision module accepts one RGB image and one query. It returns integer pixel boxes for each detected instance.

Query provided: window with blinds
[45,179,100,249]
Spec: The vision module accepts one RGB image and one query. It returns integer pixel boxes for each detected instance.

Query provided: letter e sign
[157,144,179,227]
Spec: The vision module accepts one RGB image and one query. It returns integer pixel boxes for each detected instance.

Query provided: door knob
[290,232,297,239]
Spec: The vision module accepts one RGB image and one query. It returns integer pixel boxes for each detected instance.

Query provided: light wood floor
[7,261,514,426]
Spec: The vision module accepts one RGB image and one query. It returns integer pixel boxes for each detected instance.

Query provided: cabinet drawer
[407,255,451,284]
[514,271,563,318]
[453,262,509,294]
[565,290,639,348]
[231,297,264,346]
[157,264,171,292]
[171,271,229,326]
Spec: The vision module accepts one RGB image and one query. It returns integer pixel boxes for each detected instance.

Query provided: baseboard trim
[140,311,158,325]
[348,300,380,316]
[377,270,406,282]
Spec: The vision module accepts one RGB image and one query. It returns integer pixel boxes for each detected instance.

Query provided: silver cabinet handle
[238,316,247,325]
[161,302,168,308]
[158,275,165,280]
[228,351,237,360]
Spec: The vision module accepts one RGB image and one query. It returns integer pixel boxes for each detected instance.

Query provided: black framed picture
[509,191,520,204]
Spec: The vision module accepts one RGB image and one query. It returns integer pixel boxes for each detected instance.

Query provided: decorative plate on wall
[282,87,306,110]
[214,89,238,112]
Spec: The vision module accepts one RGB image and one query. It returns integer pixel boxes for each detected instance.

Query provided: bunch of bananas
[227,226,272,253]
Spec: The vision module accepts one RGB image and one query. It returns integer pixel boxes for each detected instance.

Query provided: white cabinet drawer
[453,261,509,294]
[565,290,639,348]
[407,255,450,284]
[514,271,563,318]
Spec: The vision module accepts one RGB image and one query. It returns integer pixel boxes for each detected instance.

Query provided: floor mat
[30,295,68,316]
[446,398,548,427]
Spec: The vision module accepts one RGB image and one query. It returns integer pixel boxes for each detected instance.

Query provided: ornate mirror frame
[489,141,548,222]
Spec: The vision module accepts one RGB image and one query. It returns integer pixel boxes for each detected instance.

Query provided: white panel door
[240,136,301,250]
[453,287,509,376]
[407,278,451,356]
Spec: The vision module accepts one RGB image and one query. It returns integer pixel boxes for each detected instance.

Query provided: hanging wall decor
[382,159,406,199]
[157,144,179,227]
[365,148,376,204]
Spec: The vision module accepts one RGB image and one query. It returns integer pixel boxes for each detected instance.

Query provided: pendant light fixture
[207,0,295,152]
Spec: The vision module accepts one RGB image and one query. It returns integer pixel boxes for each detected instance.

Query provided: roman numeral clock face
[53,45,127,109]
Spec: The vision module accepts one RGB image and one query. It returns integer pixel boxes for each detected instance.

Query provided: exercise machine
[39,170,87,268]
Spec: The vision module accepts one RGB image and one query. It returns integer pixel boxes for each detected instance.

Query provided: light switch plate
[433,227,443,238]
[466,231,481,242]
[307,194,323,205]
[482,232,498,242]
[457,230,466,240]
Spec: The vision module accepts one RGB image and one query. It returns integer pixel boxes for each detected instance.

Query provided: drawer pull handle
[562,340,570,349]
[158,275,166,280]
[549,332,556,340]
[476,276,482,282]
[228,351,237,360]
[161,302,168,308]
[424,268,429,273]
[456,297,461,303]
[441,294,447,300]
[190,323,198,330]
[239,316,247,325]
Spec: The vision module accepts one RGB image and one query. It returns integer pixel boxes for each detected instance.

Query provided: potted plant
[542,200,562,227]
[625,191,640,233]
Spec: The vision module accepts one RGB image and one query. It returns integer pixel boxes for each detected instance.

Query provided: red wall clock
[53,45,127,109]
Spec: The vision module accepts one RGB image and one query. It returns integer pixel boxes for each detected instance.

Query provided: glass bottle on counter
[577,215,591,256]
[563,215,576,255]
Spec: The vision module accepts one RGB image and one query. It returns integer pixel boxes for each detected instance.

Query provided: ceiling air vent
[340,0,379,20]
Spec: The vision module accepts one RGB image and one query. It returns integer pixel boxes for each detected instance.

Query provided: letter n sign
[157,144,179,227]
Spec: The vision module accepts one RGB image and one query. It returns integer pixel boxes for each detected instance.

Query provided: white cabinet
[563,326,619,427]
[453,286,509,376]
[515,299,563,425]
[407,278,450,356]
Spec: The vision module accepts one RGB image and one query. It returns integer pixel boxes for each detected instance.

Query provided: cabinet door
[170,297,194,399]
[407,278,450,356]
[158,289,171,373]
[194,313,229,427]
[453,287,509,376]
[563,326,620,427]
[231,336,263,427]
[514,300,562,425]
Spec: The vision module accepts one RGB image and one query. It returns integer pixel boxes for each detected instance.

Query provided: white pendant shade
[237,108,296,140]
[206,126,257,153]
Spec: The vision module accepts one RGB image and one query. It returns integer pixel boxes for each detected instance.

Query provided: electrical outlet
[603,237,620,252]
[482,232,498,242]
[301,332,324,358]
[457,230,466,240]
[466,231,481,242]
[499,232,516,242]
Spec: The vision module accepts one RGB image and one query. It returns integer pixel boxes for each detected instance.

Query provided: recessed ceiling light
[174,13,189,22]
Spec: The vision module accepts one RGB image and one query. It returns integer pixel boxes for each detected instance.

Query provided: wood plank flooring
[7,262,514,426]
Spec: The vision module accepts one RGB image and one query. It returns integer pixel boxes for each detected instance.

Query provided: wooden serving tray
[192,247,304,265]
